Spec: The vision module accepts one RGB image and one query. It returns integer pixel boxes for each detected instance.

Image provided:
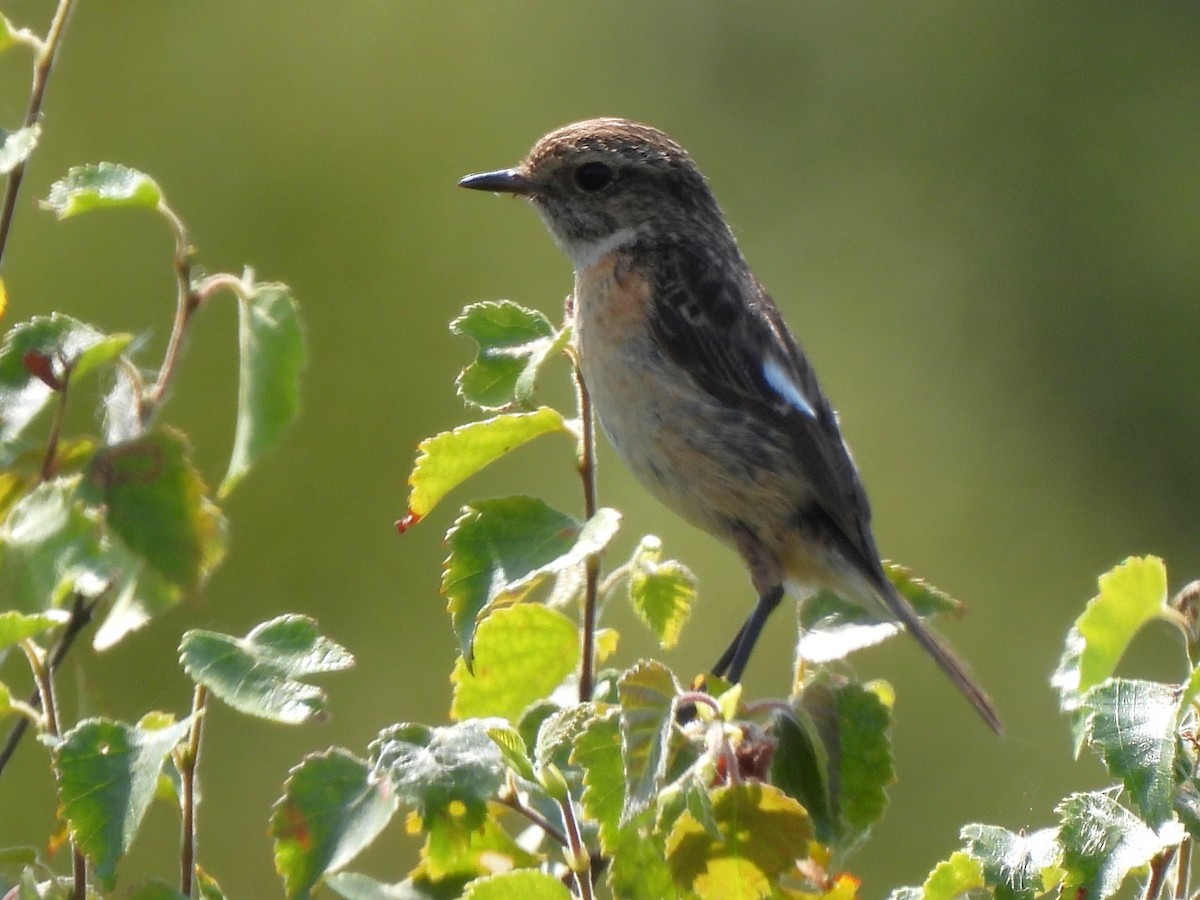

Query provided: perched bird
[460,118,1001,732]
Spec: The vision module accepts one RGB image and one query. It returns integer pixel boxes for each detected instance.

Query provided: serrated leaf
[961,824,1059,900]
[0,315,129,446]
[180,615,353,724]
[1052,557,1172,711]
[450,604,578,722]
[462,871,571,900]
[443,496,619,660]
[55,716,192,891]
[1081,679,1180,827]
[921,851,984,900]
[780,680,894,856]
[369,719,506,831]
[42,163,163,219]
[90,497,227,650]
[618,660,678,823]
[665,783,813,898]
[270,749,399,900]
[571,708,624,850]
[486,725,536,783]
[606,817,676,900]
[770,709,833,844]
[534,703,597,770]
[627,535,696,650]
[797,562,962,663]
[1056,791,1185,900]
[77,428,221,592]
[421,810,541,882]
[0,478,106,612]
[0,609,70,649]
[400,408,571,528]
[0,126,40,175]
[451,301,561,411]
[220,284,306,497]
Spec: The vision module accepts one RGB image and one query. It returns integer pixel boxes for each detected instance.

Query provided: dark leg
[711,584,785,682]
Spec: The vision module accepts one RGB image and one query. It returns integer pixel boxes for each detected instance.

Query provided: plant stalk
[0,0,78,270]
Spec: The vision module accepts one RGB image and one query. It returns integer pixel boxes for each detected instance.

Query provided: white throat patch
[561,226,639,270]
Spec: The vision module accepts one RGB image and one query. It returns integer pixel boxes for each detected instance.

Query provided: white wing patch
[762,357,816,418]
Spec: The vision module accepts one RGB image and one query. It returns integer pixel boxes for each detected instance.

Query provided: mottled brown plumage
[461,118,1001,732]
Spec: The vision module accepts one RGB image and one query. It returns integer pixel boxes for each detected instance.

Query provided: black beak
[458,168,534,195]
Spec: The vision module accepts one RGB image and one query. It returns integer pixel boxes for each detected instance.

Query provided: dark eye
[574,161,614,192]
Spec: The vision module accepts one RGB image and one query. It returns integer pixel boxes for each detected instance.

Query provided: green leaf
[326,871,467,899]
[462,871,571,900]
[626,536,696,650]
[443,496,620,660]
[571,708,624,850]
[55,716,192,891]
[1080,679,1180,827]
[606,817,677,900]
[90,535,191,650]
[451,301,563,411]
[41,163,163,219]
[770,709,833,844]
[797,561,962,663]
[961,824,1060,900]
[1056,791,1185,900]
[0,126,40,175]
[774,680,894,856]
[220,284,306,497]
[618,660,678,823]
[369,719,506,831]
[270,749,399,900]
[180,615,352,724]
[77,428,222,592]
[195,867,226,900]
[450,604,578,722]
[486,725,537,783]
[0,315,130,446]
[665,783,813,897]
[0,478,105,613]
[922,851,984,900]
[399,408,571,528]
[0,609,70,649]
[534,703,597,770]
[421,814,541,882]
[1052,556,1173,710]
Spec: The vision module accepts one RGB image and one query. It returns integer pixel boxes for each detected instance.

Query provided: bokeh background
[1,1,1198,896]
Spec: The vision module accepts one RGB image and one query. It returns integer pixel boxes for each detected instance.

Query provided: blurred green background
[1,1,1198,896]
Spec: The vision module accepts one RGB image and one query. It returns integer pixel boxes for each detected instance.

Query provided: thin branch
[1145,848,1178,900]
[38,365,70,482]
[0,592,99,777]
[557,794,594,900]
[19,630,87,897]
[571,357,600,704]
[141,203,198,421]
[1175,838,1190,900]
[497,792,570,849]
[179,685,208,898]
[0,0,78,270]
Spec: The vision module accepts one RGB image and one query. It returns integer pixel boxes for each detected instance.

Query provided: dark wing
[646,240,881,568]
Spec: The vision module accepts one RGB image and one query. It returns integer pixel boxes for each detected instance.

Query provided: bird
[459,117,1001,733]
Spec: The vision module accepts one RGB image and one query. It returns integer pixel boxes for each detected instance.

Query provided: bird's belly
[574,263,801,544]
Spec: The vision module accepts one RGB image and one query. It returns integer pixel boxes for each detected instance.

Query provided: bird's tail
[879,580,1004,734]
